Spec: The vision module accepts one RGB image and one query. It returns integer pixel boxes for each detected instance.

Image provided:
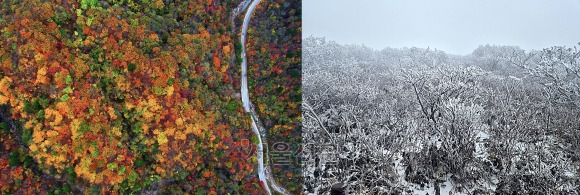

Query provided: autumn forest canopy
[0,0,296,194]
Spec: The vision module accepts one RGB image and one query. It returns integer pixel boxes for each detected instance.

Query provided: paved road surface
[239,0,291,194]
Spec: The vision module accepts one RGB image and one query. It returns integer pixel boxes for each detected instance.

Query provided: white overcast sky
[303,0,580,55]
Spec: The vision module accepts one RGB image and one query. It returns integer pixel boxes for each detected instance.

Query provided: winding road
[238,0,291,194]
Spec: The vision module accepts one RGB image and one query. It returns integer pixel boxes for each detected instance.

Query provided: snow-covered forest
[302,37,580,194]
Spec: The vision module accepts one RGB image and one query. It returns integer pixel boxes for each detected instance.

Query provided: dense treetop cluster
[0,0,284,194]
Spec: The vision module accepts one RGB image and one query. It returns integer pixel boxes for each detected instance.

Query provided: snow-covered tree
[302,37,579,194]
